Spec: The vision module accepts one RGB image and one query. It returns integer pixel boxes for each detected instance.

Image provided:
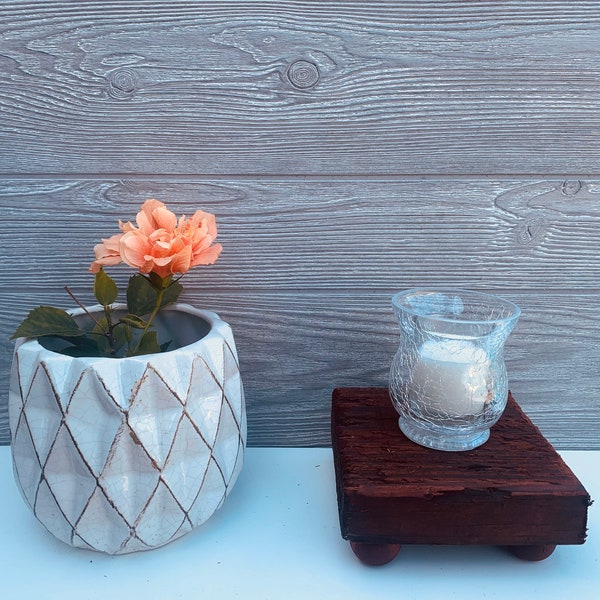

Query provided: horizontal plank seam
[1,173,600,181]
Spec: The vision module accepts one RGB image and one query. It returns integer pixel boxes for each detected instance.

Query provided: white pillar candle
[409,339,492,418]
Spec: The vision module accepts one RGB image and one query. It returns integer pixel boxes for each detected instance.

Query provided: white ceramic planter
[9,303,246,555]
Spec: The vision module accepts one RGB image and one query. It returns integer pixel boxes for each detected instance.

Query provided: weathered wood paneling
[1,179,599,448]
[1,178,600,291]
[1,2,599,449]
[1,2,600,175]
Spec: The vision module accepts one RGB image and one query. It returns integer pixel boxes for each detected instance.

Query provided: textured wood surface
[1,2,600,174]
[331,388,591,557]
[1,178,599,447]
[1,2,600,448]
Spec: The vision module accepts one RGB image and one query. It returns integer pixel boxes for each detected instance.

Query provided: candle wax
[409,339,492,418]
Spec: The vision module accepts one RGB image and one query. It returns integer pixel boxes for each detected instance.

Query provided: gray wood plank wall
[1,2,599,449]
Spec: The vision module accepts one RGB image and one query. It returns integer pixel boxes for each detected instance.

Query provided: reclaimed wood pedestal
[331,388,591,566]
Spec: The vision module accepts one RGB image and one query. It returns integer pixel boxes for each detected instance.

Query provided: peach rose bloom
[89,233,124,273]
[90,199,222,279]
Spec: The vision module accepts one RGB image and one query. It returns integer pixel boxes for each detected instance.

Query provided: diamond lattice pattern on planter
[11,332,245,554]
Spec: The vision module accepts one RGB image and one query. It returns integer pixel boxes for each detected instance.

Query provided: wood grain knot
[561,180,582,196]
[108,69,137,99]
[287,60,319,90]
[516,216,546,246]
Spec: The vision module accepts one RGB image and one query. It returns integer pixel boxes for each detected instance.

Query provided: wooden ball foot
[506,544,557,561]
[350,541,402,566]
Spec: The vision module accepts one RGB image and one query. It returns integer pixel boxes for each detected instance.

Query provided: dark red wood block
[331,388,591,565]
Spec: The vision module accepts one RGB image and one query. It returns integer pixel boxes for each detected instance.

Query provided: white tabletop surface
[1,446,598,599]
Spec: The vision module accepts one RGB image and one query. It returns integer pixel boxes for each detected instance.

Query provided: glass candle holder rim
[391,287,521,326]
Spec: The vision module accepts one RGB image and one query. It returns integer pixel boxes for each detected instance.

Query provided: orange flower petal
[89,234,123,272]
[191,242,222,266]
[152,206,178,232]
[170,245,193,274]
[120,232,152,269]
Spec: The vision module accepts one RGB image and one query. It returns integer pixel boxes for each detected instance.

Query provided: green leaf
[11,306,85,340]
[61,346,100,357]
[110,323,130,356]
[91,316,109,335]
[89,318,111,354]
[38,333,101,356]
[160,279,183,308]
[126,274,184,317]
[58,335,104,357]
[119,314,148,329]
[94,269,119,306]
[126,274,157,316]
[131,330,161,356]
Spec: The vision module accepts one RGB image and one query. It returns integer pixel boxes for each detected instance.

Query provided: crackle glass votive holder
[389,288,520,451]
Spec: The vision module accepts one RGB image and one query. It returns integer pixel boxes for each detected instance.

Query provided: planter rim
[14,302,222,362]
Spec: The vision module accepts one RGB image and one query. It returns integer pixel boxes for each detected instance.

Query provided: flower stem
[129,286,165,356]
[65,286,120,354]
[65,286,103,328]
